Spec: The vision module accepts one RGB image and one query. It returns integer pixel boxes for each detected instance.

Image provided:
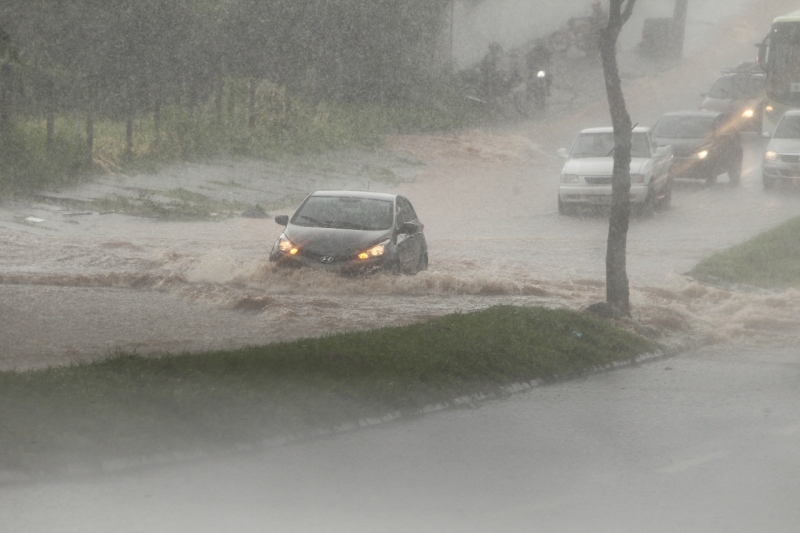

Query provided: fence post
[86,75,95,168]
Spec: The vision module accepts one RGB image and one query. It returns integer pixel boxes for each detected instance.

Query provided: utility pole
[671,0,689,59]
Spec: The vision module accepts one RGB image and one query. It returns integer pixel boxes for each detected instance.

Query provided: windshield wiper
[298,215,330,227]
[334,221,370,230]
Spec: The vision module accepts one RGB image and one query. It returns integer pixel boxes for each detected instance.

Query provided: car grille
[584,176,612,185]
[780,154,800,164]
[300,250,350,264]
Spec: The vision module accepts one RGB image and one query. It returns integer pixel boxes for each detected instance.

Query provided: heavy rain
[1,0,800,532]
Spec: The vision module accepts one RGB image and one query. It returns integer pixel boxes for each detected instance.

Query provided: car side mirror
[557,148,569,159]
[275,214,289,226]
[399,221,420,234]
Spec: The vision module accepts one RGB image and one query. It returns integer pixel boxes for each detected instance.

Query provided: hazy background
[452,0,761,65]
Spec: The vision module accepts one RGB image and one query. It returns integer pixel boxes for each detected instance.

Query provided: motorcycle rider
[525,39,553,107]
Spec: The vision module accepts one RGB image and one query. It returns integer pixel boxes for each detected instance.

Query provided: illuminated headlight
[357,241,387,260]
[696,150,709,160]
[765,105,774,113]
[630,173,645,184]
[764,151,779,161]
[277,236,299,255]
[561,174,580,184]
[537,70,546,78]
[741,108,755,118]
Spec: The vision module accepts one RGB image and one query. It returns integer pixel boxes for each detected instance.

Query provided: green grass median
[0,305,659,475]
[689,215,800,290]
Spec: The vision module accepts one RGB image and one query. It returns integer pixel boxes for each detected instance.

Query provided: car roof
[781,109,800,118]
[307,190,397,201]
[657,110,722,119]
[715,72,765,80]
[579,126,651,134]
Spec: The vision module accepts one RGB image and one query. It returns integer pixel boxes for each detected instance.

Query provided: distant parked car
[762,109,800,189]
[270,190,428,275]
[557,126,673,216]
[651,110,743,185]
[700,64,765,132]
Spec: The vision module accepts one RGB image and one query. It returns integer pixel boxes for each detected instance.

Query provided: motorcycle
[530,69,550,110]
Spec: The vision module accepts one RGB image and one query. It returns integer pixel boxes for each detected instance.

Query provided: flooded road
[3,0,800,371]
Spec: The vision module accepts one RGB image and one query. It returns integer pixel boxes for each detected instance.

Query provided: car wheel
[728,152,743,186]
[388,260,402,276]
[763,174,775,190]
[558,196,570,216]
[639,185,656,217]
[415,252,428,274]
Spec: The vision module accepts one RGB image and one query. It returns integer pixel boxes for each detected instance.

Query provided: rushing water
[3,0,800,371]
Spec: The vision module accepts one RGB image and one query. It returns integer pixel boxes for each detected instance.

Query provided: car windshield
[652,115,716,139]
[773,115,800,139]
[708,75,764,99]
[292,195,393,231]
[570,131,652,158]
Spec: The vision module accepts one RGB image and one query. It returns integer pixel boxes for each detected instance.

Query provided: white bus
[758,9,800,133]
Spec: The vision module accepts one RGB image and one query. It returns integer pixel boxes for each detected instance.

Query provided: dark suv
[652,110,743,185]
[700,63,765,132]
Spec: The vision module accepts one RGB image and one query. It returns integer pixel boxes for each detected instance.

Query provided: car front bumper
[763,158,800,183]
[668,156,717,179]
[269,250,391,275]
[558,184,649,206]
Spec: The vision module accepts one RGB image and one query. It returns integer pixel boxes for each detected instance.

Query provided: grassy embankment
[1,306,659,474]
[689,215,800,289]
[0,83,486,201]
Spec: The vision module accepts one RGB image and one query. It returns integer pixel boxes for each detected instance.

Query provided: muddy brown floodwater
[2,0,800,372]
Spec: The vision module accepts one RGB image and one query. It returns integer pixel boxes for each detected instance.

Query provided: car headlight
[765,105,774,113]
[630,173,645,184]
[358,240,388,260]
[537,70,546,78]
[696,150,709,160]
[741,108,755,118]
[764,151,779,161]
[561,174,580,184]
[277,236,299,255]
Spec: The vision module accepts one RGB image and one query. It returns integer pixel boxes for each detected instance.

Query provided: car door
[394,197,422,272]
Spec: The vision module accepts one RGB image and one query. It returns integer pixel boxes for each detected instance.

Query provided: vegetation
[0,305,660,475]
[689,215,800,289]
[0,1,488,196]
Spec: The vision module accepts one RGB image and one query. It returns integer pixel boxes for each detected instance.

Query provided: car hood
[766,137,800,155]
[283,225,391,255]
[562,157,649,176]
[700,96,759,114]
[653,137,710,157]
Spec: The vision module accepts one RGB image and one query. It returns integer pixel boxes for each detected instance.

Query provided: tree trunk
[599,0,638,317]
[671,0,689,60]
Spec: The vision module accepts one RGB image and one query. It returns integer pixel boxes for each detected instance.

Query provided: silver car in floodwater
[270,190,428,275]
[557,126,673,215]
[763,109,800,189]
